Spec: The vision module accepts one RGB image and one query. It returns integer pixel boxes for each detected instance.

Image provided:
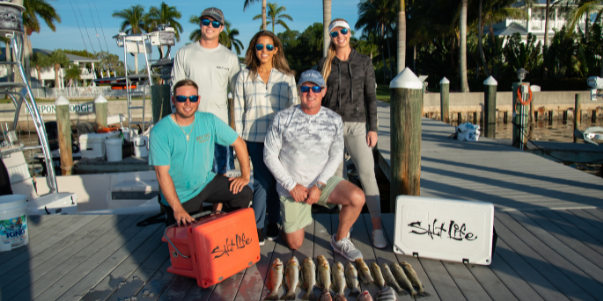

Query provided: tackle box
[393,195,494,265]
[162,208,260,288]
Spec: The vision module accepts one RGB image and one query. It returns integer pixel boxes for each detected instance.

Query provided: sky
[30,0,362,69]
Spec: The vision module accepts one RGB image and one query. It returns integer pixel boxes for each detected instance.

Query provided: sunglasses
[175,95,200,103]
[255,44,275,51]
[330,28,349,38]
[201,19,221,28]
[300,86,323,93]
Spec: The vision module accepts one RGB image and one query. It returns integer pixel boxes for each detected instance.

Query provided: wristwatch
[316,182,326,192]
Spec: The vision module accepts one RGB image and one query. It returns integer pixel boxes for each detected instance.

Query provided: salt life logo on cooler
[210,232,253,259]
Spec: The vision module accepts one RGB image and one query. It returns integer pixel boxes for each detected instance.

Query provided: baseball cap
[298,70,325,87]
[200,7,224,25]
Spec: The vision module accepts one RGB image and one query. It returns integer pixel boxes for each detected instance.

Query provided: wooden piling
[563,110,568,124]
[593,110,597,123]
[548,110,553,123]
[151,84,171,123]
[503,111,508,124]
[512,82,528,148]
[440,77,450,124]
[574,94,581,143]
[483,76,497,138]
[94,95,108,129]
[55,96,73,176]
[458,112,463,124]
[390,68,422,210]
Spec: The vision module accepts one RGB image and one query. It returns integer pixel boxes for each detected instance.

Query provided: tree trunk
[478,0,490,77]
[459,0,469,92]
[381,47,387,81]
[24,33,33,86]
[386,38,394,78]
[489,20,495,45]
[36,66,42,83]
[585,15,590,42]
[262,0,267,31]
[54,65,60,88]
[397,0,406,73]
[543,0,550,78]
[413,45,416,71]
[323,0,331,58]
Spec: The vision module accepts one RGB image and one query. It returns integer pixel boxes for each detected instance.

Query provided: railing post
[574,94,581,143]
[55,96,73,176]
[94,95,108,129]
[483,76,498,138]
[440,77,450,123]
[390,68,422,211]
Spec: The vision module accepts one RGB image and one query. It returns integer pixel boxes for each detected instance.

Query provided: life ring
[517,84,533,106]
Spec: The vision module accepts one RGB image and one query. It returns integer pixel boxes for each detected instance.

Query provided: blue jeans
[212,144,235,175]
[247,141,280,228]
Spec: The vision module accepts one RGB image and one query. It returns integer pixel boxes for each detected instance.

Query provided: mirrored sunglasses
[300,86,323,93]
[255,44,275,51]
[201,19,221,28]
[330,28,349,38]
[175,95,200,103]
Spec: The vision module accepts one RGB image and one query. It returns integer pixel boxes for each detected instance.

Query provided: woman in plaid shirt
[233,31,298,245]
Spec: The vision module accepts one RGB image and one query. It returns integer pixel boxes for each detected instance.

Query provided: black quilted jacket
[317,49,378,132]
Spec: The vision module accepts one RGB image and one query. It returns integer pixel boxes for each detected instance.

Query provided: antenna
[68,0,89,53]
[75,0,96,53]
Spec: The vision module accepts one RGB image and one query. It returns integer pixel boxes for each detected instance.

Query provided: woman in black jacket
[317,18,386,249]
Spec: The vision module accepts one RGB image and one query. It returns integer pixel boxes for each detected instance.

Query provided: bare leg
[326,180,365,241]
[283,228,305,250]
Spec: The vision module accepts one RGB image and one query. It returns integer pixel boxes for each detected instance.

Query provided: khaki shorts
[280,176,344,233]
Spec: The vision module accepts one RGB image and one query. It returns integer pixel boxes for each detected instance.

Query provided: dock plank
[441,262,492,301]
[550,210,603,245]
[133,258,176,301]
[233,231,277,301]
[157,276,195,301]
[292,219,315,300]
[259,221,294,300]
[567,209,603,235]
[27,215,64,239]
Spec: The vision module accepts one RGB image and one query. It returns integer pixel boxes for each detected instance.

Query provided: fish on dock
[380,263,406,295]
[354,258,374,284]
[345,262,361,297]
[317,255,332,294]
[390,263,418,298]
[370,262,385,289]
[302,257,318,300]
[376,286,398,301]
[400,261,431,297]
[264,258,284,300]
[283,256,301,300]
[356,290,373,301]
[333,261,347,299]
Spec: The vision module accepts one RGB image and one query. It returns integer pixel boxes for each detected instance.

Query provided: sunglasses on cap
[300,86,323,93]
[330,28,349,38]
[201,19,221,28]
[175,95,200,103]
[255,44,274,51]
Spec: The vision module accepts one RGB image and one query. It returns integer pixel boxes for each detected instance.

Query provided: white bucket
[0,194,28,252]
[133,136,149,158]
[105,138,123,162]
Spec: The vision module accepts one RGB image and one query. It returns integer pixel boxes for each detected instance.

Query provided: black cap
[200,7,224,25]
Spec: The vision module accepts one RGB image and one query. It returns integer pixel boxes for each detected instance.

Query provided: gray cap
[200,7,225,25]
[298,70,325,87]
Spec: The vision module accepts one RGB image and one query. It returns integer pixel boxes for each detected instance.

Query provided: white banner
[28,102,95,114]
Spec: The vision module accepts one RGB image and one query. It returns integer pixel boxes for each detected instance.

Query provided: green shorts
[280,176,345,234]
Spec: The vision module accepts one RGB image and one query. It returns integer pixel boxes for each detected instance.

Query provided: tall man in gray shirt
[264,70,365,260]
[171,7,241,175]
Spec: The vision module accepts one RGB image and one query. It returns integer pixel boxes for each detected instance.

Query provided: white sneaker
[331,235,363,261]
[372,229,387,249]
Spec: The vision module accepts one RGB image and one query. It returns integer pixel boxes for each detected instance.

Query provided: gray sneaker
[331,235,363,261]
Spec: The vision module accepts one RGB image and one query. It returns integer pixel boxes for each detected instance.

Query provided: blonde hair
[245,31,294,80]
[321,18,349,82]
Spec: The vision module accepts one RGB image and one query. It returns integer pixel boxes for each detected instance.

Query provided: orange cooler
[162,208,260,288]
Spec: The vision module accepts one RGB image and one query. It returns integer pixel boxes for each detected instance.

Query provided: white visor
[328,20,350,33]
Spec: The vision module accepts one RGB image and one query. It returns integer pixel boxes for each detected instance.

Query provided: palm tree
[253,3,292,32]
[323,0,331,58]
[64,64,82,87]
[357,33,380,59]
[22,0,61,85]
[567,0,603,75]
[30,52,51,84]
[398,0,406,73]
[146,2,183,59]
[244,0,267,31]
[113,5,147,73]
[356,0,397,80]
[544,0,551,78]
[460,0,469,92]
[49,51,69,88]
[219,21,245,55]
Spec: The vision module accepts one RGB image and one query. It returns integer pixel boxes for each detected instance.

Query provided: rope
[86,0,104,53]
[75,0,96,53]
[68,0,89,53]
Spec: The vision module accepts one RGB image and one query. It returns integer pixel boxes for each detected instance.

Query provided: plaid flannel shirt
[234,68,299,142]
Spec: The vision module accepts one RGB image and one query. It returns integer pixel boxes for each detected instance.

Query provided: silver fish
[317,255,332,294]
[345,262,361,298]
[283,256,301,300]
[370,262,386,289]
[265,258,284,300]
[376,286,397,301]
[356,290,374,301]
[380,263,407,295]
[355,259,374,284]
[302,257,318,300]
[400,262,431,298]
[333,262,347,296]
[319,291,333,301]
[390,263,417,297]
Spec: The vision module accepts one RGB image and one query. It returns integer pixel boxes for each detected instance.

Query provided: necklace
[175,115,195,142]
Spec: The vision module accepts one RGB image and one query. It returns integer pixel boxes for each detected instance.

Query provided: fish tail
[396,287,409,295]
[264,292,279,300]
[417,291,431,298]
[362,279,374,285]
[301,291,317,300]
[283,291,296,300]
[347,288,360,298]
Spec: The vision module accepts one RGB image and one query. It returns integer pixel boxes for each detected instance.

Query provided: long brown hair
[321,18,350,82]
[245,31,294,80]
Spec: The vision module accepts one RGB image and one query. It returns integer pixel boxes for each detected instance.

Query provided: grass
[376,85,390,103]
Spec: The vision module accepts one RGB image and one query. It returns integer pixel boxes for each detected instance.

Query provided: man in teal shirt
[149,79,252,226]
